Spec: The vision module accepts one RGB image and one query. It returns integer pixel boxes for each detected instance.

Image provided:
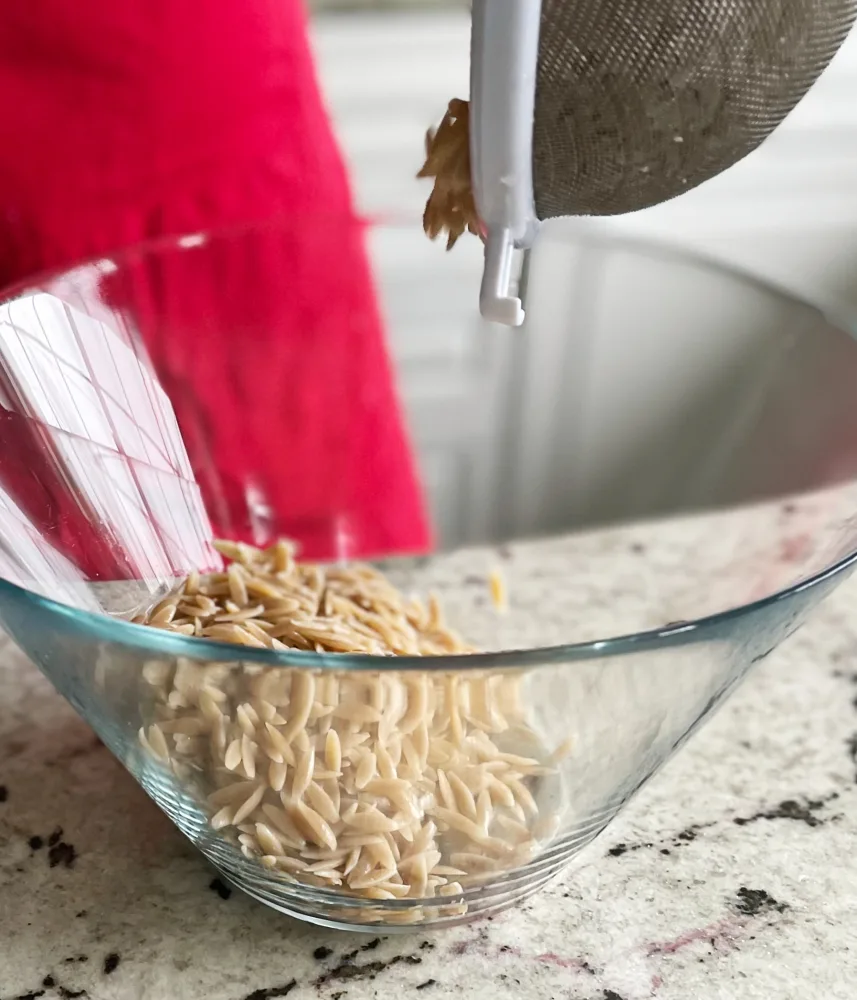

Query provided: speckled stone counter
[2,529,857,1000]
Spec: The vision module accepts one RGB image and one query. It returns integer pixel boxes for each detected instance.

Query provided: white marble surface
[1,532,857,1000]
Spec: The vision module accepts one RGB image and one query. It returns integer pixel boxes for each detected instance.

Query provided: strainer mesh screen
[533,0,857,218]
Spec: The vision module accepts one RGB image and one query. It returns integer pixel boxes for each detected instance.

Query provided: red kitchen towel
[0,0,431,578]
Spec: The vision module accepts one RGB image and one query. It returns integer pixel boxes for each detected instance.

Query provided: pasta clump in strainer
[419,98,481,251]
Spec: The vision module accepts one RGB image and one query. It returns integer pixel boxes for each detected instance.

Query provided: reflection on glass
[0,288,217,607]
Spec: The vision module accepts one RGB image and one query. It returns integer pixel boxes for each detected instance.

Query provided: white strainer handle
[470,0,542,326]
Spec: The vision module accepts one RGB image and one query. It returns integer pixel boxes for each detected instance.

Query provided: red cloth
[0,0,431,576]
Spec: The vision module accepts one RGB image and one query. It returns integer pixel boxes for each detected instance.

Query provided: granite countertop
[2,536,857,1000]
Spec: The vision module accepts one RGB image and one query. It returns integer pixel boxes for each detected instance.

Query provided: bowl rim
[0,549,853,670]
[1,215,857,669]
[2,212,857,334]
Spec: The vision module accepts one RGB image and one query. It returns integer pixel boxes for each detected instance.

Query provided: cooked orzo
[136,539,565,922]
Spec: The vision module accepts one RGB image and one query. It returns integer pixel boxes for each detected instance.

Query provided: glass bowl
[0,217,856,931]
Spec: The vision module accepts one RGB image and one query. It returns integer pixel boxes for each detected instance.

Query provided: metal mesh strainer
[535,0,857,217]
[420,0,857,324]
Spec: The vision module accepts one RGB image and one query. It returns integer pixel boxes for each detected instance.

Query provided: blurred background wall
[309,0,458,8]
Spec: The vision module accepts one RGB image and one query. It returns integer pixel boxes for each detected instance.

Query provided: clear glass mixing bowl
[0,217,856,931]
